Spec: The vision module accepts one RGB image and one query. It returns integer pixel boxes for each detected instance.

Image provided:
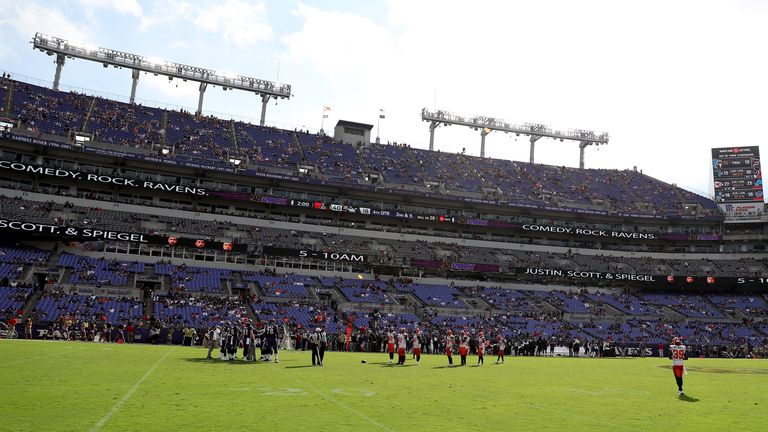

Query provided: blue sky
[1,0,767,201]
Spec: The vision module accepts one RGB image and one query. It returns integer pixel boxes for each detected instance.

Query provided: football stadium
[0,2,767,431]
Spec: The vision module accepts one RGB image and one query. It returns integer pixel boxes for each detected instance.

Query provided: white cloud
[192,0,272,47]
[137,0,192,32]
[282,4,398,82]
[79,0,143,17]
[0,1,90,45]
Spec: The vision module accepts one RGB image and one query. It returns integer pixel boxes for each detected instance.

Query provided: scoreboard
[711,146,763,203]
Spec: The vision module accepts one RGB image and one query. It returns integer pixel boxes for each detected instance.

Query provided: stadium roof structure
[421,108,609,168]
[31,32,291,125]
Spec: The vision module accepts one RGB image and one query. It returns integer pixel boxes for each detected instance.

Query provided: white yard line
[90,347,175,432]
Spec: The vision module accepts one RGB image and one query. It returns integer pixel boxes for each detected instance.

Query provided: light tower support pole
[129,69,140,104]
[52,53,65,91]
[480,128,491,158]
[260,94,271,126]
[196,82,207,115]
[428,121,439,151]
[529,135,542,163]
[579,141,592,169]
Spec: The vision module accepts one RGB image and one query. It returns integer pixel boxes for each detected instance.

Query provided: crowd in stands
[58,254,143,287]
[1,79,723,217]
[31,290,143,326]
[152,293,247,328]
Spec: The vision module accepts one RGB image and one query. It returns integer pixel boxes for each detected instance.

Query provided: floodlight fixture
[32,32,292,124]
[421,108,609,168]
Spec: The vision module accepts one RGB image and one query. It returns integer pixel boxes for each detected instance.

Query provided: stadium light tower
[32,33,292,124]
[421,108,609,168]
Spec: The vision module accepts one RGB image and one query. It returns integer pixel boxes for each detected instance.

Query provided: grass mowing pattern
[1,340,767,431]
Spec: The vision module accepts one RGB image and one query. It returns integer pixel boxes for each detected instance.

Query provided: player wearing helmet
[669,336,688,396]
[264,318,280,363]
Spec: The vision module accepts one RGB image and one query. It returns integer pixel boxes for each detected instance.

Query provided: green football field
[1,340,767,432]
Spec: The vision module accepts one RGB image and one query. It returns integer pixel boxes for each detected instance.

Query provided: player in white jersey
[669,337,688,396]
[458,331,470,366]
[396,328,408,365]
[496,335,506,364]
[445,330,455,366]
[386,328,396,364]
[412,329,423,365]
[476,331,486,366]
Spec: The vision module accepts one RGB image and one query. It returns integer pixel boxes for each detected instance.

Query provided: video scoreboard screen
[711,146,763,203]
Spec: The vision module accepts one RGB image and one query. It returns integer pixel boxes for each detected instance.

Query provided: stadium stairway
[230,121,239,154]
[661,306,686,322]
[293,131,307,162]
[2,80,12,115]
[81,96,97,132]
[227,272,244,295]
[160,111,169,145]
[304,282,321,301]
[19,289,43,322]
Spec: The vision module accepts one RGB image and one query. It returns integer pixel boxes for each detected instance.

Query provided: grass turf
[1,340,767,432]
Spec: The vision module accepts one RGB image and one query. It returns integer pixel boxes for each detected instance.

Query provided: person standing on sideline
[412,329,422,365]
[396,328,407,365]
[458,331,470,366]
[207,325,221,359]
[125,321,135,344]
[25,318,33,340]
[445,329,455,366]
[309,327,321,366]
[264,318,280,363]
[476,331,486,366]
[496,335,506,364]
[385,327,396,364]
[317,327,327,366]
[243,320,255,361]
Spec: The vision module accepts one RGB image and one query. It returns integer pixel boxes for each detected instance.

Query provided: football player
[445,329,455,366]
[476,331,486,366]
[396,328,407,365]
[669,336,688,396]
[385,327,396,364]
[412,329,422,365]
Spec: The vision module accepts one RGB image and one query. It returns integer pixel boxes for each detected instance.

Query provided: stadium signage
[522,268,657,282]
[411,259,500,272]
[0,219,247,252]
[0,160,208,196]
[0,219,149,242]
[521,224,658,239]
[262,246,366,262]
